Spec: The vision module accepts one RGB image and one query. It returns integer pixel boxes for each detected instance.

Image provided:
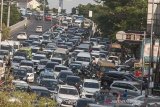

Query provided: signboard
[142,38,159,63]
[58,7,61,13]
[116,31,126,42]
[89,10,92,18]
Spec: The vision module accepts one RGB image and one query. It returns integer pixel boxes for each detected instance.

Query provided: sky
[48,0,96,13]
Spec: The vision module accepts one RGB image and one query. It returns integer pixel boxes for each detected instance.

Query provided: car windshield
[14,52,27,58]
[1,46,12,51]
[32,48,39,53]
[51,59,62,64]
[40,60,48,65]
[110,48,121,53]
[53,53,66,59]
[67,77,80,84]
[108,57,118,61]
[0,51,9,56]
[59,73,73,79]
[59,88,78,95]
[13,70,27,76]
[40,80,57,88]
[33,56,46,60]
[76,57,90,62]
[101,67,116,73]
[46,63,58,69]
[92,48,100,51]
[32,89,50,97]
[41,74,55,79]
[76,100,94,107]
[43,36,49,40]
[54,67,68,72]
[134,84,141,90]
[69,64,81,69]
[20,62,33,67]
[13,58,24,63]
[84,82,99,89]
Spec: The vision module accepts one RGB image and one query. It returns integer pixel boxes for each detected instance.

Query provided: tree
[0,91,57,107]
[71,7,76,14]
[52,8,58,13]
[1,23,10,40]
[1,4,21,26]
[76,0,147,40]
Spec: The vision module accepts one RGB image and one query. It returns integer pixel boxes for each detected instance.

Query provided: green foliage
[77,0,147,40]
[71,7,77,14]
[1,23,10,40]
[0,91,57,107]
[52,8,58,13]
[2,5,21,26]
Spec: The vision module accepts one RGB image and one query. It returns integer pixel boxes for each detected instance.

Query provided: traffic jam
[0,14,160,107]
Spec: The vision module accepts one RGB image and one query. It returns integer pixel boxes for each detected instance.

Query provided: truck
[110,43,122,56]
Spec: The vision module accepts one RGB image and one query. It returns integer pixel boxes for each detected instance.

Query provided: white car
[56,85,80,107]
[110,81,144,97]
[127,95,159,106]
[81,79,100,98]
[17,32,27,40]
[36,26,43,33]
[107,55,120,65]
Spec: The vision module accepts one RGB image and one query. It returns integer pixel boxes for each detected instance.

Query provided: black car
[57,71,74,84]
[66,75,81,86]
[101,71,143,87]
[28,85,51,98]
[12,68,27,80]
[45,61,59,70]
[74,98,95,107]
[39,78,58,92]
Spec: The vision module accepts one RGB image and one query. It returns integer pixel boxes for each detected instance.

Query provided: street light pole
[43,0,45,21]
[0,0,3,30]
[148,0,155,96]
[7,0,11,27]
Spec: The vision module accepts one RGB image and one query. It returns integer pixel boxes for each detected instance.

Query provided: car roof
[51,57,62,60]
[54,65,68,68]
[66,75,80,79]
[13,56,26,59]
[29,85,49,90]
[84,79,99,83]
[59,85,77,89]
[21,60,33,63]
[77,52,90,57]
[113,80,139,85]
[41,78,57,82]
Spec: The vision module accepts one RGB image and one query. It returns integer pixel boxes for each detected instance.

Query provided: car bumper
[60,104,74,107]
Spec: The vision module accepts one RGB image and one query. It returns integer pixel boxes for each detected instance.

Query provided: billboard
[142,38,159,63]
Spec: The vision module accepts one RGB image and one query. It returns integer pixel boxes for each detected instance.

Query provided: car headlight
[57,97,63,104]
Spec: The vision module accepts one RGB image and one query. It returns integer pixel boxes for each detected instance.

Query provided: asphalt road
[11,17,57,40]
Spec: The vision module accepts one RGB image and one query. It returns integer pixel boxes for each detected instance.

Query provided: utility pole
[43,0,45,21]
[148,0,155,96]
[0,0,3,30]
[7,0,11,27]
[0,0,4,49]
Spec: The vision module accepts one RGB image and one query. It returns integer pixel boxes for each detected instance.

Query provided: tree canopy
[75,0,147,40]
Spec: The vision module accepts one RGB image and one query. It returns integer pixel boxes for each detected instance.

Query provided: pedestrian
[116,92,121,104]
[123,90,128,102]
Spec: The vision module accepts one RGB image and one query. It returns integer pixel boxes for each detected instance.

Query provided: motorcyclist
[24,23,27,29]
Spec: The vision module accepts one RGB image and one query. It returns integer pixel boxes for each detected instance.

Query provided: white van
[75,52,91,67]
[74,19,83,28]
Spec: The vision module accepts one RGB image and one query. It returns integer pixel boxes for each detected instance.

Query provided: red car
[45,15,52,21]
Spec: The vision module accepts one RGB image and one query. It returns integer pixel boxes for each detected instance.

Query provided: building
[17,0,41,10]
[147,0,160,35]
